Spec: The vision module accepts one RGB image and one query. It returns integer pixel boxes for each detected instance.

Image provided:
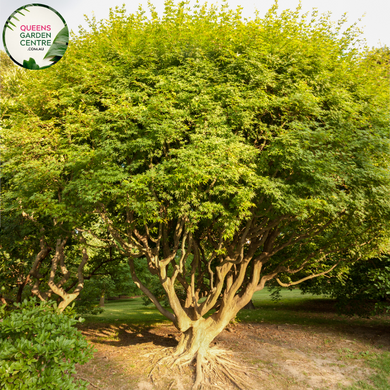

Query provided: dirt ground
[75,317,390,390]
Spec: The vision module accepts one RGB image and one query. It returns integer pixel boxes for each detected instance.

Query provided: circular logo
[2,4,69,70]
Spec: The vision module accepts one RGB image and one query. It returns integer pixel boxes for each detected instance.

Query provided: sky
[1,0,389,52]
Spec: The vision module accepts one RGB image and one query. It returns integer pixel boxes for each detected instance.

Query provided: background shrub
[300,254,390,317]
[0,299,95,389]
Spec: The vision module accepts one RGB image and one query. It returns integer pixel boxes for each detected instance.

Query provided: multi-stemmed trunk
[104,209,344,389]
[167,296,253,389]
[30,238,89,312]
[175,316,228,358]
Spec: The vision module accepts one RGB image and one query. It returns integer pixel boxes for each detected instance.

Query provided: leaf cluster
[0,299,94,389]
[300,253,390,316]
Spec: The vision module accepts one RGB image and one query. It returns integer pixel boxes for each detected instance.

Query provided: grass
[82,289,390,389]
[83,289,390,328]
[237,289,390,328]
[82,288,323,325]
[82,297,169,324]
[346,352,390,390]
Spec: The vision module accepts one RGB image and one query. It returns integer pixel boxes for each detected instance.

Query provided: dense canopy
[1,1,389,388]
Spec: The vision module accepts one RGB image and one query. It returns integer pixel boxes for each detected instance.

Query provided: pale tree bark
[99,205,377,389]
[30,237,89,311]
[30,237,53,301]
[99,211,267,387]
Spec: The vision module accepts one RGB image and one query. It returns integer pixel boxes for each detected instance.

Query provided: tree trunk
[58,294,78,312]
[17,275,30,303]
[243,299,255,310]
[99,291,105,307]
[175,319,219,358]
[0,295,7,306]
[171,315,242,389]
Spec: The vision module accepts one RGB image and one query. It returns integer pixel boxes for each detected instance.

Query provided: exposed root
[145,346,253,390]
[143,347,173,378]
[193,351,204,389]
[197,348,249,390]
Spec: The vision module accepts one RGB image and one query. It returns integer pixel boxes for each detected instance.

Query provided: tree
[1,1,389,387]
[0,211,128,311]
[300,252,390,317]
[75,258,137,312]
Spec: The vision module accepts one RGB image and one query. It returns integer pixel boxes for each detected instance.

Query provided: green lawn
[82,289,390,328]
[82,297,168,324]
[82,289,313,324]
[346,352,390,390]
[239,289,390,328]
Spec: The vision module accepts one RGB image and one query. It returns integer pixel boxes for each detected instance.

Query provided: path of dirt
[75,321,390,390]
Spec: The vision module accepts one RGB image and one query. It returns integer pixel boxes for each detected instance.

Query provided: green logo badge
[2,4,69,70]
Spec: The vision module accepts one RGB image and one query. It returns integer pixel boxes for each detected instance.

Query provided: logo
[2,4,69,70]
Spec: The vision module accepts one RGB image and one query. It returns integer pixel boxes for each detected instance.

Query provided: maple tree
[1,2,389,387]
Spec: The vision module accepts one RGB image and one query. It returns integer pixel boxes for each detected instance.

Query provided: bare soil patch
[75,317,390,390]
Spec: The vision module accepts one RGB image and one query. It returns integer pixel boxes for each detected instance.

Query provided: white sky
[1,0,389,51]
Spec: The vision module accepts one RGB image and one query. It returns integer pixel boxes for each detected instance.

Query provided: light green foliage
[2,1,389,226]
[1,1,389,324]
[0,50,17,82]
[0,300,94,390]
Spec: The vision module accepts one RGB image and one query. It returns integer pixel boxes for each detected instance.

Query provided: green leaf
[22,58,40,70]
[43,26,69,61]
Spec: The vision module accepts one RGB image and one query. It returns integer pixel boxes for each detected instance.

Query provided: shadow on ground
[79,323,180,349]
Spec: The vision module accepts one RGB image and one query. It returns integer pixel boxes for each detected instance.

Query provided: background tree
[75,258,137,313]
[0,212,134,311]
[0,213,91,311]
[300,251,390,317]
[1,1,389,388]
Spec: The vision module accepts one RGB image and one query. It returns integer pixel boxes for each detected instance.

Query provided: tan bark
[168,311,241,389]
[104,208,356,388]
[128,256,176,323]
[55,245,89,312]
[175,317,222,358]
[31,238,89,312]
